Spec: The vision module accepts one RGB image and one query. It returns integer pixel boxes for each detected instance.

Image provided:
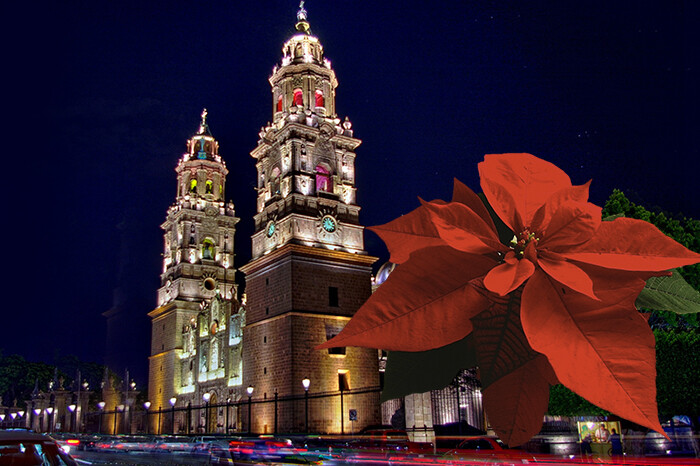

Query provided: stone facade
[147,111,242,432]
[148,8,380,434]
[240,9,381,432]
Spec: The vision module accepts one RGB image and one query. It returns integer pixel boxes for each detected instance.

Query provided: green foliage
[0,353,110,409]
[655,330,700,419]
[548,385,609,416]
[0,354,55,408]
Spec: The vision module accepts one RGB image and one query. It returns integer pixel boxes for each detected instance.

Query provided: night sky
[5,1,697,387]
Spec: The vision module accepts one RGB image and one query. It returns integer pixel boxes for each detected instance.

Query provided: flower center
[510,228,540,256]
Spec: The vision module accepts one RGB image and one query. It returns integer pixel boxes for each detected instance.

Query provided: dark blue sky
[5,1,697,386]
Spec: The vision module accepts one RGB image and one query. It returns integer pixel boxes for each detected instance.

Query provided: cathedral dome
[182,109,221,163]
[374,262,397,287]
[279,2,328,68]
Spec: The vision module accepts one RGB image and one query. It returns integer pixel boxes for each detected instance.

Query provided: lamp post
[68,404,76,433]
[114,405,124,435]
[46,406,53,433]
[274,389,278,435]
[34,408,42,433]
[80,380,89,433]
[302,377,310,433]
[187,402,192,435]
[203,393,211,434]
[46,407,54,433]
[225,398,230,435]
[127,380,136,434]
[143,402,151,434]
[246,385,254,435]
[97,402,106,434]
[340,385,344,435]
[157,407,162,435]
[169,397,177,434]
[48,393,55,433]
[17,412,25,429]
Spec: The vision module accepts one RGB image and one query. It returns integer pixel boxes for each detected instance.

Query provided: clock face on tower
[321,215,337,233]
[266,221,276,238]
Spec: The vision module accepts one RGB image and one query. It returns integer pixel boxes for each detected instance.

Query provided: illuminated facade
[239,5,380,434]
[148,111,243,430]
[148,6,381,434]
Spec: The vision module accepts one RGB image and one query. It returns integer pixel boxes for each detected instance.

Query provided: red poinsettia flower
[317,153,700,445]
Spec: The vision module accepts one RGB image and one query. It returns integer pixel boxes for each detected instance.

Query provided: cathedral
[148,5,381,435]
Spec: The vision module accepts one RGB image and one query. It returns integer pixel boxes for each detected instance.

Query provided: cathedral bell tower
[148,111,239,416]
[240,5,380,434]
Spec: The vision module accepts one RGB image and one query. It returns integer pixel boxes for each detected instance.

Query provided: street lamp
[169,397,177,434]
[274,389,278,435]
[302,377,310,433]
[144,402,151,434]
[97,402,106,434]
[115,405,124,435]
[33,408,42,433]
[203,393,211,433]
[246,385,254,435]
[68,404,76,432]
[225,398,230,435]
[45,408,54,433]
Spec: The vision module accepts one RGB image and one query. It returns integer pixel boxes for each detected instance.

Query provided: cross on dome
[199,108,208,134]
[297,1,307,22]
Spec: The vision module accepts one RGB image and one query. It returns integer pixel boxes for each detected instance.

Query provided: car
[228,438,322,465]
[151,436,197,453]
[0,430,78,465]
[47,432,82,455]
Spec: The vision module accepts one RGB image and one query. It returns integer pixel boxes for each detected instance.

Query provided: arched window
[271,167,281,195]
[293,88,303,107]
[189,179,197,193]
[315,90,324,108]
[205,180,213,194]
[202,239,215,260]
[277,95,283,112]
[315,165,332,193]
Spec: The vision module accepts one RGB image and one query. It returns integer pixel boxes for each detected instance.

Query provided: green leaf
[636,269,700,314]
[381,335,477,402]
[602,213,625,222]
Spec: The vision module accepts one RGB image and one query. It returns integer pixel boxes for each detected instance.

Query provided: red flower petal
[538,251,598,300]
[421,200,507,255]
[479,153,572,232]
[541,201,601,250]
[521,268,665,436]
[368,204,445,264]
[482,355,556,447]
[451,178,497,231]
[561,217,700,271]
[483,252,535,296]
[315,247,496,351]
[530,182,592,232]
